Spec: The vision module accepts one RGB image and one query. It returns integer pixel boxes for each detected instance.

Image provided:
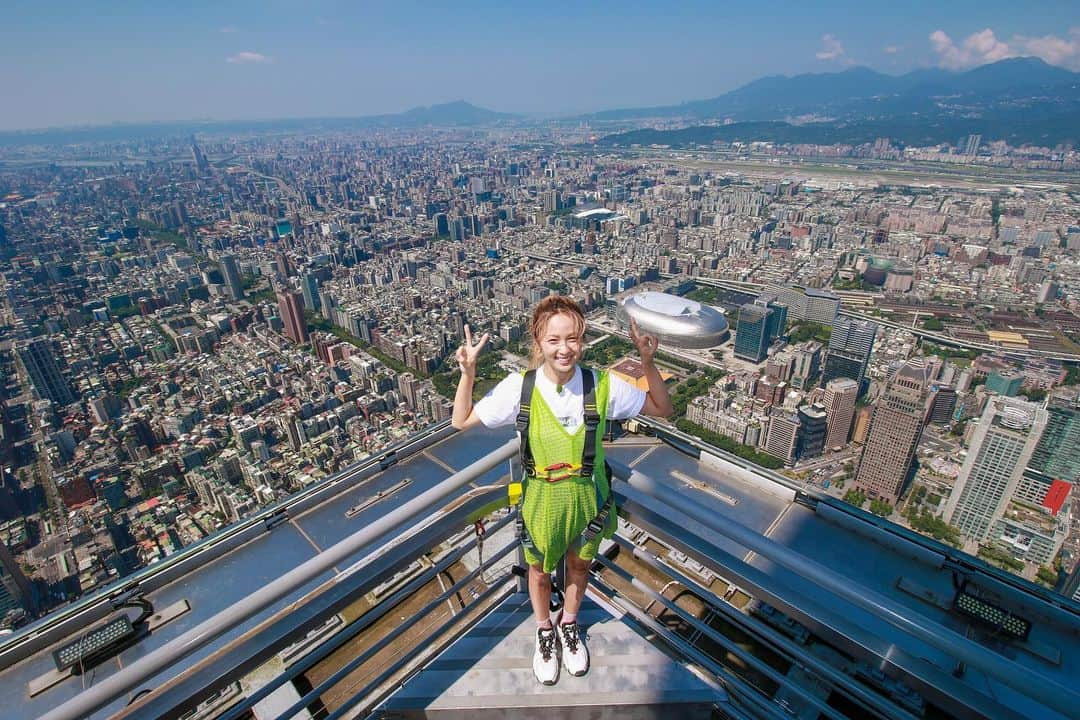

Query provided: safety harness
[513,367,614,555]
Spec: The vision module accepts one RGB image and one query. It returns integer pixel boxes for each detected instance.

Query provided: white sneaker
[558,621,589,677]
[533,626,560,685]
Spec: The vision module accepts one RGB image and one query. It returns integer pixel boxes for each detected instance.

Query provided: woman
[452,295,672,685]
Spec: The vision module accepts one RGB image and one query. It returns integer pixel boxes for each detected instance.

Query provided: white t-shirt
[473,366,646,431]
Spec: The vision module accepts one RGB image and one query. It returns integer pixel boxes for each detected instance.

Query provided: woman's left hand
[629,318,659,362]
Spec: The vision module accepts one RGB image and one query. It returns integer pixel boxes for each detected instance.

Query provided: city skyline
[2,1,1079,131]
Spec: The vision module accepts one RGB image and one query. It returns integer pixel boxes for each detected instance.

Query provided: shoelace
[538,628,557,661]
[560,622,579,654]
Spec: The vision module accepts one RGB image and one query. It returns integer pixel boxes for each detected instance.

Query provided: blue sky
[2,0,1079,130]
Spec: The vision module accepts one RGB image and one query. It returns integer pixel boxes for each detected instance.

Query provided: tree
[843,489,866,507]
[869,499,892,517]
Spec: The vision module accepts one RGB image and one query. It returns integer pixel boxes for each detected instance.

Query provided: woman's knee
[528,563,550,584]
[565,551,590,573]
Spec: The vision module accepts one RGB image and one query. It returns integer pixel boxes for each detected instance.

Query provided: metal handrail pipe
[590,576,788,720]
[0,420,456,670]
[39,437,519,720]
[322,581,516,720]
[272,540,518,720]
[594,554,849,720]
[610,533,922,720]
[608,459,1080,718]
[216,516,516,720]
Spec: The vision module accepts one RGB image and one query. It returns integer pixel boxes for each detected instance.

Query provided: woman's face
[538,312,583,376]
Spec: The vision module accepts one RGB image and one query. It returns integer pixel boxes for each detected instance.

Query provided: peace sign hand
[455,324,489,377]
[629,318,659,363]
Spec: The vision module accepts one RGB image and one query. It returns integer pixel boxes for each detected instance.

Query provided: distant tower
[853,360,930,503]
[191,135,210,173]
[822,377,859,450]
[16,338,78,406]
[821,317,877,389]
[301,272,321,311]
[219,254,244,301]
[944,397,1047,543]
[963,133,981,157]
[276,289,309,344]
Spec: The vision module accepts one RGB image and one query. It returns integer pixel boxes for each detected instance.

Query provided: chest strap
[516,368,600,481]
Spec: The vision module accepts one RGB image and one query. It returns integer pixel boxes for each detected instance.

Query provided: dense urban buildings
[0,118,1075,632]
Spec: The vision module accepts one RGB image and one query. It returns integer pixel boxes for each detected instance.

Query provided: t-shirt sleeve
[472,372,524,428]
[606,372,646,421]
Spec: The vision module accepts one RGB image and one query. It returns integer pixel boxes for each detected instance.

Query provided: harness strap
[516,369,538,476]
[515,367,608,553]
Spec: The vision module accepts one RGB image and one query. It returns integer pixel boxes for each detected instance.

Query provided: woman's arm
[451,324,489,430]
[629,319,674,418]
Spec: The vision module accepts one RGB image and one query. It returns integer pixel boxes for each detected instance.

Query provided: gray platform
[378,592,726,719]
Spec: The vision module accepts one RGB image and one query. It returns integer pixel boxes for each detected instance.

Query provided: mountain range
[2,58,1077,148]
[585,57,1078,123]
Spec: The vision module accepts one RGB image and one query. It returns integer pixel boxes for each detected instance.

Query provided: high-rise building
[0,541,33,614]
[764,284,839,325]
[301,273,321,311]
[276,289,309,344]
[797,404,828,460]
[734,303,772,363]
[219,254,244,300]
[964,133,982,156]
[734,294,787,363]
[985,370,1024,397]
[822,378,859,450]
[853,360,930,503]
[943,397,1060,562]
[821,317,877,389]
[926,386,958,425]
[16,338,78,406]
[1028,393,1080,483]
[191,135,210,172]
[764,412,800,466]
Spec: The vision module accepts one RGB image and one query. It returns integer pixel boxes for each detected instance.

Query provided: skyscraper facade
[219,254,244,301]
[821,317,877,388]
[822,377,859,450]
[734,302,772,363]
[734,294,787,363]
[0,541,33,614]
[1028,393,1080,483]
[853,360,930,503]
[796,404,828,460]
[276,289,309,344]
[16,338,78,406]
[764,411,800,466]
[944,397,1050,549]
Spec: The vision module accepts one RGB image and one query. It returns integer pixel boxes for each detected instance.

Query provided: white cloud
[226,51,271,64]
[1014,28,1080,70]
[219,26,237,34]
[883,45,902,55]
[929,27,1080,71]
[816,34,845,61]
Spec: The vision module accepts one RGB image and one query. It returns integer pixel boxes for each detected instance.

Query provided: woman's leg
[561,550,590,620]
[528,562,553,625]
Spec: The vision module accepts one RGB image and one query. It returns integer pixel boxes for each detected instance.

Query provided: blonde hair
[528,295,585,369]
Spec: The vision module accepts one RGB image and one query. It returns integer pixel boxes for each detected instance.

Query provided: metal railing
[39,437,518,720]
[0,420,460,671]
[35,435,1080,720]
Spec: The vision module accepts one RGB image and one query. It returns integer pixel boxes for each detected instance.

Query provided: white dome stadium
[616,291,729,349]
